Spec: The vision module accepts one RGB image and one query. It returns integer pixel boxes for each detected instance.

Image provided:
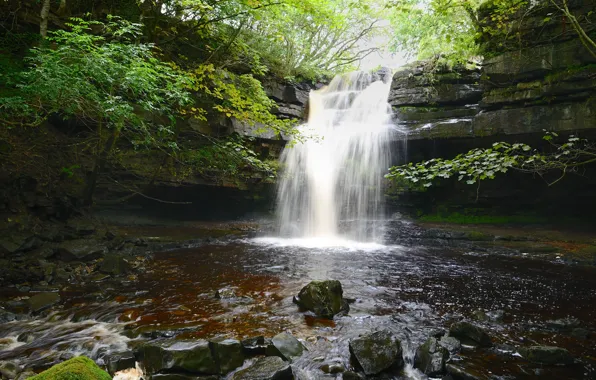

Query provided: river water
[1,224,595,379]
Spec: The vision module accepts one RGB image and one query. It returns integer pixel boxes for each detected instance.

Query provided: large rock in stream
[349,330,404,375]
[414,337,449,376]
[232,356,292,380]
[519,346,574,365]
[449,322,492,347]
[135,340,218,375]
[293,280,349,318]
[266,333,305,362]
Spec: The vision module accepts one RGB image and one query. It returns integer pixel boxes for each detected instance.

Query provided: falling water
[277,70,393,242]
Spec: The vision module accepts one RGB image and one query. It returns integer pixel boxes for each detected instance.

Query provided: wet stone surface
[0,224,595,378]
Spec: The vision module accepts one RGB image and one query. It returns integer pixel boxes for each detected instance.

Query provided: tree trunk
[83,129,119,206]
[40,0,51,38]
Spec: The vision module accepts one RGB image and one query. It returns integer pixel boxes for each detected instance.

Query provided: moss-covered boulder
[29,356,111,380]
[293,280,348,318]
[349,330,404,375]
[414,337,449,377]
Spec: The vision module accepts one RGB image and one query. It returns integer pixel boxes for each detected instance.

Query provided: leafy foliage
[387,0,528,64]
[1,17,191,150]
[387,132,596,189]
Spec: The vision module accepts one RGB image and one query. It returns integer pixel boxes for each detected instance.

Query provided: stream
[0,223,595,379]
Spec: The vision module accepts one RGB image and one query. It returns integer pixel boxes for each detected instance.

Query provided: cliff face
[387,0,596,220]
[390,0,596,142]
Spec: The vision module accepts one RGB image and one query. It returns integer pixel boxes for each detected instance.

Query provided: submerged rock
[519,346,574,365]
[445,363,484,380]
[215,287,237,299]
[293,280,348,318]
[231,356,292,380]
[449,322,492,347]
[266,333,305,361]
[151,374,218,380]
[414,337,449,376]
[27,292,60,313]
[28,356,111,380]
[349,330,404,375]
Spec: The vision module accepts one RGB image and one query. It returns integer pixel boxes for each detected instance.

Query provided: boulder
[349,330,404,375]
[231,356,292,380]
[0,361,19,379]
[210,339,244,374]
[414,337,449,376]
[519,346,574,366]
[135,340,218,375]
[242,336,269,357]
[28,356,111,380]
[293,280,349,318]
[439,336,461,355]
[266,333,305,361]
[449,322,492,347]
[99,254,131,276]
[103,351,136,376]
[55,240,107,262]
[27,292,60,313]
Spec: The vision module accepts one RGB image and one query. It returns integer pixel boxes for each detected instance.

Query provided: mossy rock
[29,356,111,380]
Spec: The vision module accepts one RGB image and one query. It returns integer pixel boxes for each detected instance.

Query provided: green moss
[418,213,545,225]
[29,356,111,380]
[544,64,596,84]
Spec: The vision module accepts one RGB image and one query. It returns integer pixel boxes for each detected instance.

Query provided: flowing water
[277,71,393,242]
[1,228,595,379]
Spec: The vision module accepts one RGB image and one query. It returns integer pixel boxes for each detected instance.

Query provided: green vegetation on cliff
[0,0,385,205]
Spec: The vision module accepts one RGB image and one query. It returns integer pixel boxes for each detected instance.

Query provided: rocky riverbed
[0,218,595,379]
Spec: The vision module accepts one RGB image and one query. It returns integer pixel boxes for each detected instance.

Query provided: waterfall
[276,70,393,242]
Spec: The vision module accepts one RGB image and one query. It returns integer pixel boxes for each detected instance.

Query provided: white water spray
[277,71,393,242]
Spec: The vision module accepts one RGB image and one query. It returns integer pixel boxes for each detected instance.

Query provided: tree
[1,17,191,204]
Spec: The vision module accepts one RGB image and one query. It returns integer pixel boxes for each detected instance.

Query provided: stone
[348,330,404,375]
[320,363,344,374]
[414,337,449,376]
[215,287,237,299]
[242,336,269,356]
[0,310,17,323]
[449,322,492,347]
[231,356,292,380]
[104,351,136,376]
[266,333,305,361]
[439,336,461,355]
[135,340,218,375]
[17,236,44,253]
[27,292,60,313]
[0,361,19,379]
[210,339,244,374]
[27,356,111,379]
[471,310,488,322]
[519,346,574,366]
[293,280,348,318]
[99,254,131,276]
[56,240,107,262]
